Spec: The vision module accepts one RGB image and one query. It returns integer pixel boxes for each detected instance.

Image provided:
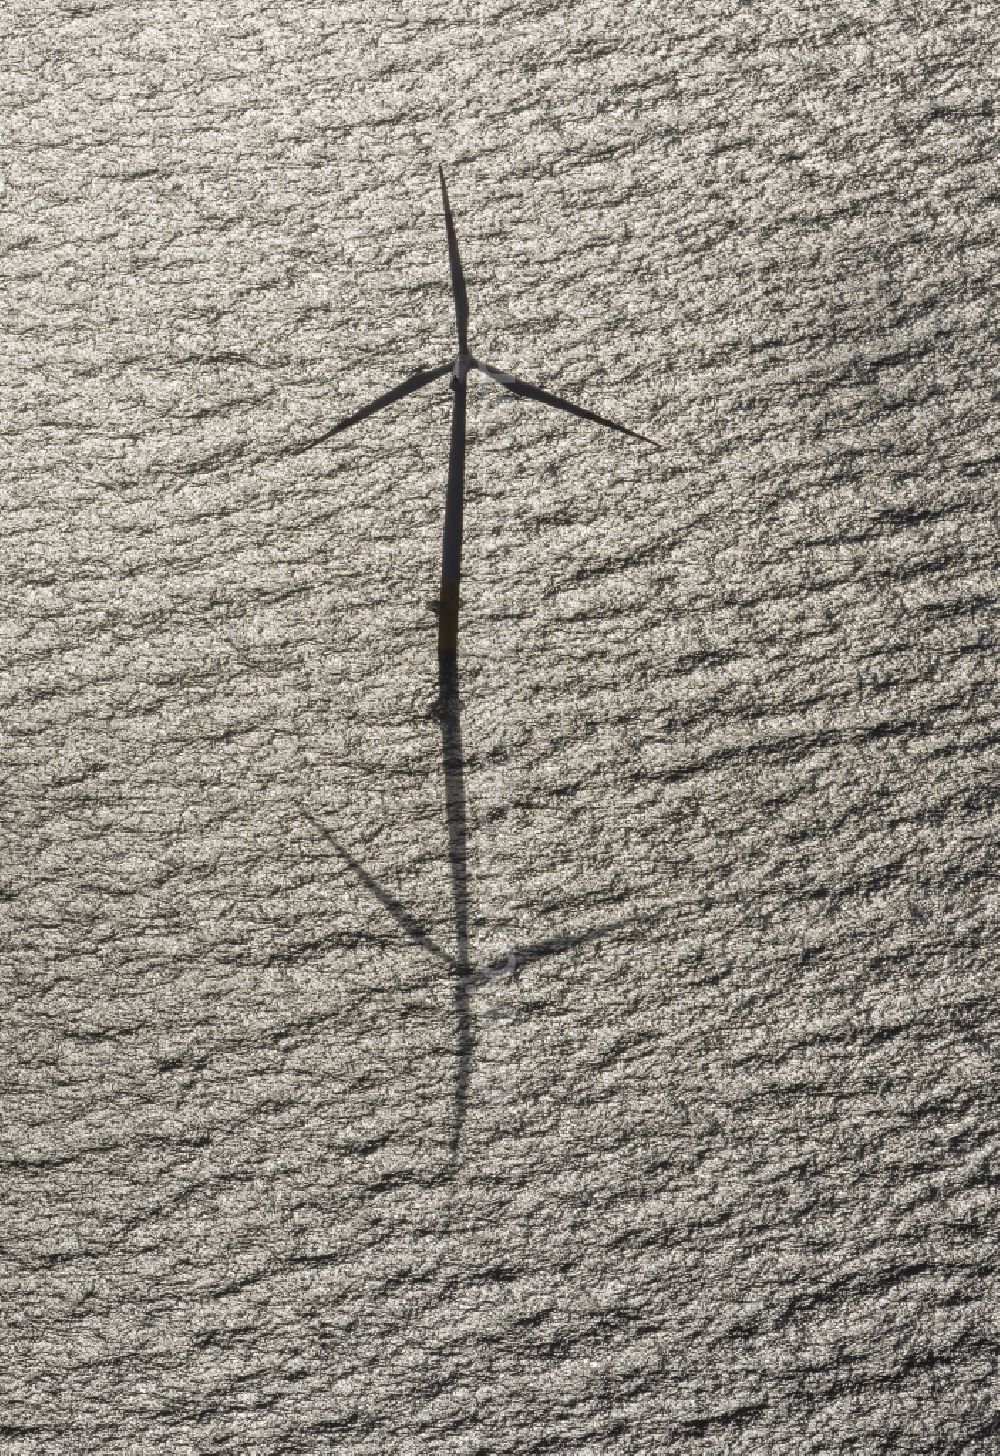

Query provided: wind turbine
[294,166,659,658]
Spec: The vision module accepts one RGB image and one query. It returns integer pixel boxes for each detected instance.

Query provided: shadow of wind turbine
[303,786,656,1168]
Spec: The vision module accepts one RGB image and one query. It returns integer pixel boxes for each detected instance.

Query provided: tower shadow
[436,654,473,1160]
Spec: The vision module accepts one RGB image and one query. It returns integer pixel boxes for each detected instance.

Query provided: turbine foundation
[437,581,460,659]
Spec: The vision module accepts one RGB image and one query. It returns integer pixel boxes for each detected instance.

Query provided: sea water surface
[3,2,998,1451]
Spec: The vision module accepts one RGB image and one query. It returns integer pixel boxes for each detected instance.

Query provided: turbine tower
[294,166,658,659]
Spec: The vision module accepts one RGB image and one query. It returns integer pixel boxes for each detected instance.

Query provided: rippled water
[4,2,998,1450]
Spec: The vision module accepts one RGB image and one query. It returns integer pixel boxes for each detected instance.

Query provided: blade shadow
[301,807,453,968]
[468,917,646,987]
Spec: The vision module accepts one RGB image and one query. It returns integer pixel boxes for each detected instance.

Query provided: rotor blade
[474,358,659,447]
[439,165,469,352]
[288,360,452,456]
